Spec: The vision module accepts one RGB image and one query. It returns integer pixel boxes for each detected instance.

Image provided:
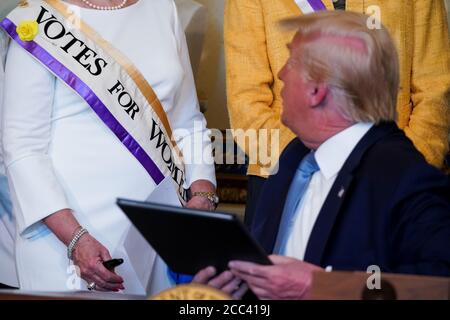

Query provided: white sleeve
[2,41,71,237]
[0,29,8,174]
[169,1,216,188]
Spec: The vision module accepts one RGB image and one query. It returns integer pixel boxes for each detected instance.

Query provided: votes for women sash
[294,0,327,14]
[1,0,188,204]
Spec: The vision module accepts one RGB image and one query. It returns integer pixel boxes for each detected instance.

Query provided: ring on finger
[87,281,96,291]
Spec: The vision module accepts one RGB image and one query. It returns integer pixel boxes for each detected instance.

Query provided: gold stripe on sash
[44,0,182,157]
[323,0,336,11]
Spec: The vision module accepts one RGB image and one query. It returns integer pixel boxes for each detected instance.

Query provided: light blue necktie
[0,174,12,221]
[273,152,319,255]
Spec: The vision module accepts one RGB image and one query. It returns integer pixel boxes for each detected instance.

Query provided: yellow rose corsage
[16,20,39,42]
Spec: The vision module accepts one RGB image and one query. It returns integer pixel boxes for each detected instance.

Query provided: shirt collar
[315,122,374,180]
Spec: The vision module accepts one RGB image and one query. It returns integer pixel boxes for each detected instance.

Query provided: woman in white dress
[2,0,218,294]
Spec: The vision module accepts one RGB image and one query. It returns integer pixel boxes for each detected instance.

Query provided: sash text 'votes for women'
[35,5,187,199]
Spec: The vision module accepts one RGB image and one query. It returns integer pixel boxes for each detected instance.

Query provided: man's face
[278,34,313,133]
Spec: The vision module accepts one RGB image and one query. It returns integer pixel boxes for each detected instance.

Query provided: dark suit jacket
[251,122,450,276]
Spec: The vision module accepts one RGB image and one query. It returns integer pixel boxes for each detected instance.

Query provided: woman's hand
[186,179,216,211]
[186,196,214,211]
[43,209,124,292]
[72,233,124,292]
[192,266,248,300]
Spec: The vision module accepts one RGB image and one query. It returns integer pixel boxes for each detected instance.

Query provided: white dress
[1,0,215,293]
[0,27,19,288]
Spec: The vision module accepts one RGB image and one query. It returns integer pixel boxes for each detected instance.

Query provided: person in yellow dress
[224,0,450,226]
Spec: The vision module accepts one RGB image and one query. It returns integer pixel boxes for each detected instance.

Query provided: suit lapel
[303,170,354,264]
[304,123,398,265]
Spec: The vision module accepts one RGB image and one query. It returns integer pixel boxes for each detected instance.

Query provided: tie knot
[298,152,319,176]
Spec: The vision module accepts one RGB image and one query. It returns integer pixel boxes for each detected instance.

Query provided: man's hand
[193,266,248,300]
[229,255,322,300]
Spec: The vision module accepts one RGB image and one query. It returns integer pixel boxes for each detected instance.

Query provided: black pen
[103,258,124,270]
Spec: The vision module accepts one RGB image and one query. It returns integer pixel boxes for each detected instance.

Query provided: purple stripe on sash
[308,0,327,11]
[1,18,165,184]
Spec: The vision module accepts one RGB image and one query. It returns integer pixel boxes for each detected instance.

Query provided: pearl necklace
[80,0,128,10]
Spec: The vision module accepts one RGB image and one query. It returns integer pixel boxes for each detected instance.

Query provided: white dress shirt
[284,123,373,260]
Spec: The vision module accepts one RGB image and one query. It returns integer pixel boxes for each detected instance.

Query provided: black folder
[117,198,272,275]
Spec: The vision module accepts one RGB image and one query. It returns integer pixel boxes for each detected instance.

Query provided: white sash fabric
[2,0,188,205]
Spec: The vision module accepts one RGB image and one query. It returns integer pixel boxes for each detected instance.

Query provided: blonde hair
[283,11,399,123]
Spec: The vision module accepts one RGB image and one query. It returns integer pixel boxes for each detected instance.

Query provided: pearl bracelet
[67,227,88,260]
